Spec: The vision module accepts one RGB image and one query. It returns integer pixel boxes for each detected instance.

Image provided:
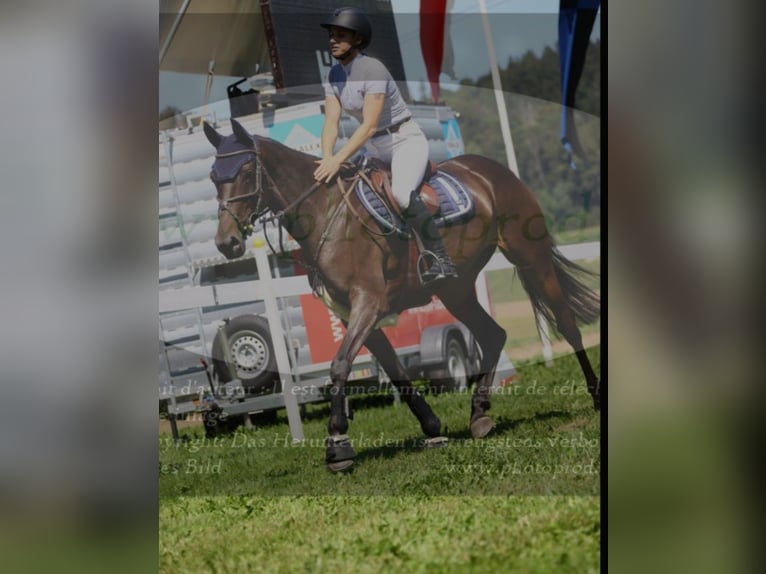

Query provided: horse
[203,118,600,472]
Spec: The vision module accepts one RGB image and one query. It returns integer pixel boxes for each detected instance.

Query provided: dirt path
[492,300,601,361]
[493,300,535,316]
[505,331,601,362]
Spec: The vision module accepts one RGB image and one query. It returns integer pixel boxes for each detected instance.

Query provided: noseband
[213,148,269,238]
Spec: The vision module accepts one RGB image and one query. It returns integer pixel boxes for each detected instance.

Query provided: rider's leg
[402,191,458,282]
[390,122,458,283]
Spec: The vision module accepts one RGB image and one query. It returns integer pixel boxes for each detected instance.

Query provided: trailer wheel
[428,335,470,394]
[211,315,280,396]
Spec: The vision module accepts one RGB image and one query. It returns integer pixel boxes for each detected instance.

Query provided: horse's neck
[259,140,312,208]
[260,140,333,261]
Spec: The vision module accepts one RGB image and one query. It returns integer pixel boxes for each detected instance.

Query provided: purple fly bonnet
[203,119,258,182]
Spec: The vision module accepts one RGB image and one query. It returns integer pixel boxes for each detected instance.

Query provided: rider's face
[328,26,359,57]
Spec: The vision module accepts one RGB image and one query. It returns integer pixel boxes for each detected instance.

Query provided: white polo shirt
[323,53,411,130]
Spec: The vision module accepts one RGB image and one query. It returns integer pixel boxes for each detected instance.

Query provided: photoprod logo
[269,211,556,247]
[444,459,598,479]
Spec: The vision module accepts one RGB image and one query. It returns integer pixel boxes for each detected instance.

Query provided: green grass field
[160,348,601,573]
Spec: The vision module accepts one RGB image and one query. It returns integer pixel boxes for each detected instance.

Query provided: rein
[309,171,394,293]
[313,174,361,265]
[214,147,323,245]
[215,146,392,278]
[260,180,322,225]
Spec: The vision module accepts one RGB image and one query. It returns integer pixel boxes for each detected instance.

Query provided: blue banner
[559,0,599,168]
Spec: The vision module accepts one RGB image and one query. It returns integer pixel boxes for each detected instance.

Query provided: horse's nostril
[229,236,242,249]
[215,234,244,258]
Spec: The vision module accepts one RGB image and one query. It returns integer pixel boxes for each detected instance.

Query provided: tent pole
[159,0,193,66]
[478,0,518,176]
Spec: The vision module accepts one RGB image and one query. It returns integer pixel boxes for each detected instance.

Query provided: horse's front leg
[363,328,444,442]
[325,297,381,473]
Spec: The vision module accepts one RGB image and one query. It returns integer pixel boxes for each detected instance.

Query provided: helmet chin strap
[336,48,358,64]
[335,41,362,64]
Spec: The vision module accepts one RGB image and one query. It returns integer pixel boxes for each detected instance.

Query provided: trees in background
[443,40,600,234]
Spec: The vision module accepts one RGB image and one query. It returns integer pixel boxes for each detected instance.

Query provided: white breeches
[364,120,430,208]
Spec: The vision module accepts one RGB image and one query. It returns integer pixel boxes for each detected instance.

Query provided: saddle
[350,157,475,237]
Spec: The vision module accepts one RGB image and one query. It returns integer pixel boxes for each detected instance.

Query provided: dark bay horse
[204,119,600,472]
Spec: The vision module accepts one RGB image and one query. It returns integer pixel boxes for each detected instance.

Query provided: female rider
[312,7,458,284]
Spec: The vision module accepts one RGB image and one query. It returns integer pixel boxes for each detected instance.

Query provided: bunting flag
[559,0,599,168]
[419,0,448,103]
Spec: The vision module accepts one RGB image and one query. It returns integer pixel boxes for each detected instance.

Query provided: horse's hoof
[325,435,356,473]
[327,459,355,474]
[470,416,494,438]
[423,436,449,449]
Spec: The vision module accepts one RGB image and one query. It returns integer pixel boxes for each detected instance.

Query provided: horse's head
[204,119,266,259]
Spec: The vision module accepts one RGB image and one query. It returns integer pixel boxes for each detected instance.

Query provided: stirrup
[417,250,457,285]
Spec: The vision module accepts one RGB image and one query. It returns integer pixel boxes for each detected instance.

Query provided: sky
[160,0,600,113]
[391,0,600,100]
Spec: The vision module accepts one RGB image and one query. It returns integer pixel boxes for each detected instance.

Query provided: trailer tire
[211,315,280,396]
[427,335,470,394]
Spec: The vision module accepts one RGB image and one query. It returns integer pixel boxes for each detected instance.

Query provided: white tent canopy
[160,0,272,78]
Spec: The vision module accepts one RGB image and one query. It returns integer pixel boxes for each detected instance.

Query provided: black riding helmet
[320,7,372,50]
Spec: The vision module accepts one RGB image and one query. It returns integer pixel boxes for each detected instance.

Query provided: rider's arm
[314,93,384,183]
[333,92,384,163]
[321,95,341,159]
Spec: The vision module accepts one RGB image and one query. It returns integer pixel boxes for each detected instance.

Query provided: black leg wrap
[328,391,349,436]
[471,399,491,420]
[407,392,442,437]
[469,392,494,438]
[325,435,356,472]
[588,379,601,411]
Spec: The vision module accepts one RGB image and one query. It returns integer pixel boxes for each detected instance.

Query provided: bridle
[213,145,324,242]
[213,148,269,239]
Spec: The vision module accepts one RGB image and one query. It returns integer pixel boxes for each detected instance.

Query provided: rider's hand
[313,156,343,183]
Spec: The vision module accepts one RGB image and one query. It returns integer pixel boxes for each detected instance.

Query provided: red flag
[419,0,447,103]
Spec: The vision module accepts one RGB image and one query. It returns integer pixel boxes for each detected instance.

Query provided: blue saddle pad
[354,170,475,237]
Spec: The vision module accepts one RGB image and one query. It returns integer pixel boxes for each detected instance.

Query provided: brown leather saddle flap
[364,158,440,216]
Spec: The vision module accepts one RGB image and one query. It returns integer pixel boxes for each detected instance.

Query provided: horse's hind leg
[325,297,381,472]
[364,328,444,442]
[514,254,601,410]
[437,289,507,438]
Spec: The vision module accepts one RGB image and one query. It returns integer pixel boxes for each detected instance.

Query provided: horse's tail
[517,248,600,332]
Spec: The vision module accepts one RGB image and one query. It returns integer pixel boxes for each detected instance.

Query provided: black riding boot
[404,191,458,284]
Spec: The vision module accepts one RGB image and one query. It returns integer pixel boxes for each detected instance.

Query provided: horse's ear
[203,121,222,149]
[231,118,255,148]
